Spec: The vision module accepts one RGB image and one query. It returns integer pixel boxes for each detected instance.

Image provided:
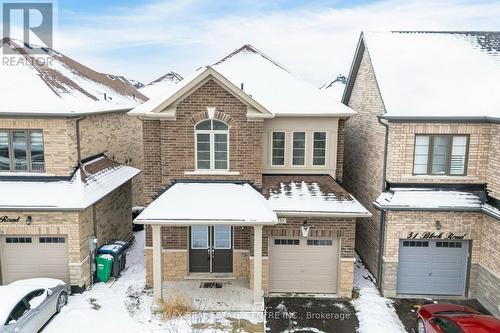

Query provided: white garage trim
[268,237,341,295]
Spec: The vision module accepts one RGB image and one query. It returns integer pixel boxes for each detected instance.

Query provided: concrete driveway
[265,297,358,333]
[392,298,491,333]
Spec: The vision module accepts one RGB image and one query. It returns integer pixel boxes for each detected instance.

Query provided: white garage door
[0,236,70,285]
[269,238,339,294]
[397,239,469,295]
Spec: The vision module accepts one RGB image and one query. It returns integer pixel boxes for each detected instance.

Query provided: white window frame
[191,225,209,249]
[312,131,327,166]
[213,225,232,249]
[271,131,286,166]
[194,120,229,171]
[291,131,306,166]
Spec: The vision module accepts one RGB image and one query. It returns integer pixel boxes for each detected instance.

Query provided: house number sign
[406,231,467,240]
[0,216,20,223]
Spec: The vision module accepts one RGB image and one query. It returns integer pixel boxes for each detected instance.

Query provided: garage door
[0,236,70,284]
[269,238,339,294]
[397,239,469,295]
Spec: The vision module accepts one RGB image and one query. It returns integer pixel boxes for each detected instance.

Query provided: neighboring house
[0,38,146,292]
[342,31,500,316]
[320,74,348,102]
[131,45,370,309]
[139,71,183,98]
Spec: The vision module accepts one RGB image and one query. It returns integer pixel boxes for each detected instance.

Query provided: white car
[0,279,68,333]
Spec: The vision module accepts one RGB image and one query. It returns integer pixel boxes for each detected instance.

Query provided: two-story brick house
[131,45,370,309]
[0,38,145,292]
[342,31,500,316]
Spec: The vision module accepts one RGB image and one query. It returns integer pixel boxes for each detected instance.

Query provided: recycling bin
[96,254,114,282]
[97,242,127,277]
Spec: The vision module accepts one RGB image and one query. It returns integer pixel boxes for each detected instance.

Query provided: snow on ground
[44,231,263,333]
[352,255,407,333]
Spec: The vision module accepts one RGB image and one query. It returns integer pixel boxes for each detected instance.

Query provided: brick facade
[487,124,500,199]
[141,79,264,205]
[0,181,133,289]
[343,47,386,275]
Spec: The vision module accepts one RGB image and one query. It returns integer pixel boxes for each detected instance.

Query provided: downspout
[376,115,389,287]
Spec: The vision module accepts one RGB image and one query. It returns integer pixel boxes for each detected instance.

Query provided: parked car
[0,278,68,333]
[417,303,500,333]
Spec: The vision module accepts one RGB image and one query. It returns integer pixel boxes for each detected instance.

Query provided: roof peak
[212,44,290,73]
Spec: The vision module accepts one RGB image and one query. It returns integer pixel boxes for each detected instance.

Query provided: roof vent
[240,83,244,90]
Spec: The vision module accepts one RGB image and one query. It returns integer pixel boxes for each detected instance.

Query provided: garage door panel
[397,240,468,296]
[1,236,70,285]
[269,238,338,294]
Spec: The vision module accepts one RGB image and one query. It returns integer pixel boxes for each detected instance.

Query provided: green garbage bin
[96,254,114,282]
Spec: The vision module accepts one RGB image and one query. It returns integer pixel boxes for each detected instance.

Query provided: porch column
[253,225,263,305]
[152,224,163,311]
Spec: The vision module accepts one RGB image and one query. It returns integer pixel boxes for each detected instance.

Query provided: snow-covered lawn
[352,256,407,333]
[44,231,263,333]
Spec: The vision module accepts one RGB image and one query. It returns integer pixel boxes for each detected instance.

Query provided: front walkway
[163,279,263,311]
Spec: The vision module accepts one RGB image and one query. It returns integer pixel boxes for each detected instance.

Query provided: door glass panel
[12,131,27,171]
[214,225,231,249]
[191,226,208,249]
[0,130,10,171]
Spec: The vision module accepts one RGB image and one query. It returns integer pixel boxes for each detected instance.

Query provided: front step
[184,273,237,281]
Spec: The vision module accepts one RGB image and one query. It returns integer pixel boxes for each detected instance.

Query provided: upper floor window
[292,132,306,166]
[413,134,468,176]
[0,130,45,172]
[272,132,285,166]
[312,132,326,166]
[195,119,228,170]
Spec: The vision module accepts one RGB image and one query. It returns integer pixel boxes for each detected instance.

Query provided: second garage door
[269,238,339,294]
[397,239,469,295]
[0,235,70,285]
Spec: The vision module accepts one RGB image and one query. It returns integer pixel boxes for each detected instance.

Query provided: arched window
[195,119,229,170]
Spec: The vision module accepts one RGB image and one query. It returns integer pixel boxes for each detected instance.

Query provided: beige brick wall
[0,118,76,176]
[77,112,144,206]
[382,211,483,297]
[343,47,386,275]
[487,124,500,199]
[479,214,500,277]
[387,123,491,184]
[340,259,355,298]
[233,250,250,279]
[163,250,188,281]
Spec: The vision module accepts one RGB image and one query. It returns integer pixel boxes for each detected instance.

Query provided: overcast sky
[6,0,500,85]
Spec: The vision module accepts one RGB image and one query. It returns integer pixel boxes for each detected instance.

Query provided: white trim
[276,211,372,218]
[136,219,277,226]
[340,257,356,262]
[164,249,188,253]
[270,131,286,166]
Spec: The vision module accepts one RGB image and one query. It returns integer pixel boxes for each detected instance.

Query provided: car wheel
[417,318,426,333]
[56,291,68,313]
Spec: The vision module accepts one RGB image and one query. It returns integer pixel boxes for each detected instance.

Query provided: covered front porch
[134,181,278,311]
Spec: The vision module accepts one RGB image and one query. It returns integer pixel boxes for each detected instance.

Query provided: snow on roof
[362,31,500,120]
[262,175,370,217]
[374,188,484,210]
[0,38,147,116]
[139,71,183,98]
[0,157,140,210]
[134,182,278,224]
[130,45,355,117]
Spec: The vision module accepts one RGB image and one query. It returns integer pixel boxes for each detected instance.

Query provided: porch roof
[134,182,278,225]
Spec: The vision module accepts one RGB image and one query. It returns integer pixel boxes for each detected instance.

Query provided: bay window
[413,134,468,176]
[195,119,228,170]
[0,129,45,172]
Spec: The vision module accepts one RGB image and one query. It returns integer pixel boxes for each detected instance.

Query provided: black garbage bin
[97,243,125,278]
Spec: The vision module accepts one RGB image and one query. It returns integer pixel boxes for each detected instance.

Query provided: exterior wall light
[301,220,310,237]
[26,216,32,225]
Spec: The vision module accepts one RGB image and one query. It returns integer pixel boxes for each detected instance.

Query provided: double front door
[189,225,233,273]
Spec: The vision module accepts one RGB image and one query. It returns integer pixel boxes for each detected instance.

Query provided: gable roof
[130,45,354,118]
[343,31,500,122]
[0,38,147,116]
[140,71,183,98]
